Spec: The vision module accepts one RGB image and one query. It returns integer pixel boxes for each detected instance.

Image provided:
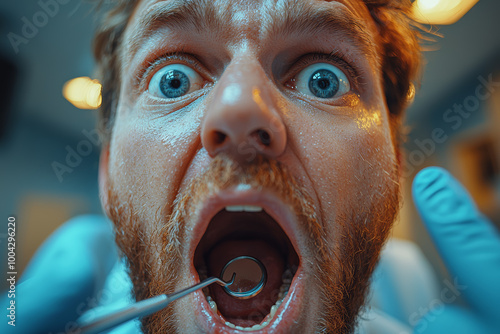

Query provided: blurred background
[0,0,499,294]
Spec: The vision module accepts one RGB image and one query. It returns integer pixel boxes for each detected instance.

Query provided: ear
[99,145,111,215]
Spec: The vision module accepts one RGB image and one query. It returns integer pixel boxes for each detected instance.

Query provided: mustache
[177,154,319,229]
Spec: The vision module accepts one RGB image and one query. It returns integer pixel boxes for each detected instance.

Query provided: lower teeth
[204,267,293,331]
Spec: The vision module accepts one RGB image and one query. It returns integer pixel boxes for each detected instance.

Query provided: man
[2,0,499,333]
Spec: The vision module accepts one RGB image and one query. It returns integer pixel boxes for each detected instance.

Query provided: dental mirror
[220,256,267,299]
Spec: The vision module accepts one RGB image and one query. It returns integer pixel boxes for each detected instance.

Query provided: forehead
[132,0,371,24]
[125,0,378,59]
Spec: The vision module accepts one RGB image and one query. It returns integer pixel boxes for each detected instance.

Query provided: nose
[201,59,286,162]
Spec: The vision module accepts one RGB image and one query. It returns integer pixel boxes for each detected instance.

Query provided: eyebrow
[128,0,376,60]
[263,0,376,56]
[128,0,226,57]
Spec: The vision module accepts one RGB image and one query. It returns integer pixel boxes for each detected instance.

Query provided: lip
[187,184,307,333]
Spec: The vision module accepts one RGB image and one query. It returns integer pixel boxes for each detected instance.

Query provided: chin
[107,155,400,334]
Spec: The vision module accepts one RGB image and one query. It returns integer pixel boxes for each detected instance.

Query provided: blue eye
[148,64,204,99]
[295,63,350,99]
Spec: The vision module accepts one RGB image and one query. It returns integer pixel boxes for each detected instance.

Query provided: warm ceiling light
[63,77,102,110]
[413,0,480,25]
[419,0,441,10]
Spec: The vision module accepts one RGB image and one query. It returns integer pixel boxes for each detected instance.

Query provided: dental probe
[77,275,235,334]
[77,256,266,334]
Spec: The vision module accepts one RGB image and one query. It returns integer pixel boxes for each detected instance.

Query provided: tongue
[207,239,285,323]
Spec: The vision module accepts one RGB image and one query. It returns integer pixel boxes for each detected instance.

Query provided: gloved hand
[412,167,500,333]
[0,215,118,334]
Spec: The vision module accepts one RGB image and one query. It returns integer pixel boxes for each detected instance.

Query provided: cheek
[287,106,396,233]
[108,102,202,222]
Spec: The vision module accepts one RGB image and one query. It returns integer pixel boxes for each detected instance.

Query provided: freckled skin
[100,0,399,332]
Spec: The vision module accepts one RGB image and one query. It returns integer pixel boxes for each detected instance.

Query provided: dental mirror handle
[77,276,233,334]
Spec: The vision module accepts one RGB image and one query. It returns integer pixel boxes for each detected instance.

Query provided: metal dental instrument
[77,256,266,334]
[221,256,267,299]
[77,275,235,334]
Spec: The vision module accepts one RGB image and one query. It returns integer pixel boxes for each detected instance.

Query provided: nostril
[214,131,227,145]
[256,129,271,146]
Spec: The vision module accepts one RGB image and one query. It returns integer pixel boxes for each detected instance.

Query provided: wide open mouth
[194,205,300,330]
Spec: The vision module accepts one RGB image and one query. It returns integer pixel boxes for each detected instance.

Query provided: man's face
[100,0,401,332]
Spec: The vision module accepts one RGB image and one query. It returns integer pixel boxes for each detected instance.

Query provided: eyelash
[137,51,205,91]
[291,51,361,89]
[138,50,361,93]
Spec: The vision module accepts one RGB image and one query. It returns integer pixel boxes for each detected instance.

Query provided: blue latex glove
[412,167,500,333]
[0,215,118,334]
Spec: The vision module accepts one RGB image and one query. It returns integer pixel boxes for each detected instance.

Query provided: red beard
[106,154,400,333]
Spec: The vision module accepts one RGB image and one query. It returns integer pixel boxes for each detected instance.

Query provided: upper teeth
[225,205,263,212]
